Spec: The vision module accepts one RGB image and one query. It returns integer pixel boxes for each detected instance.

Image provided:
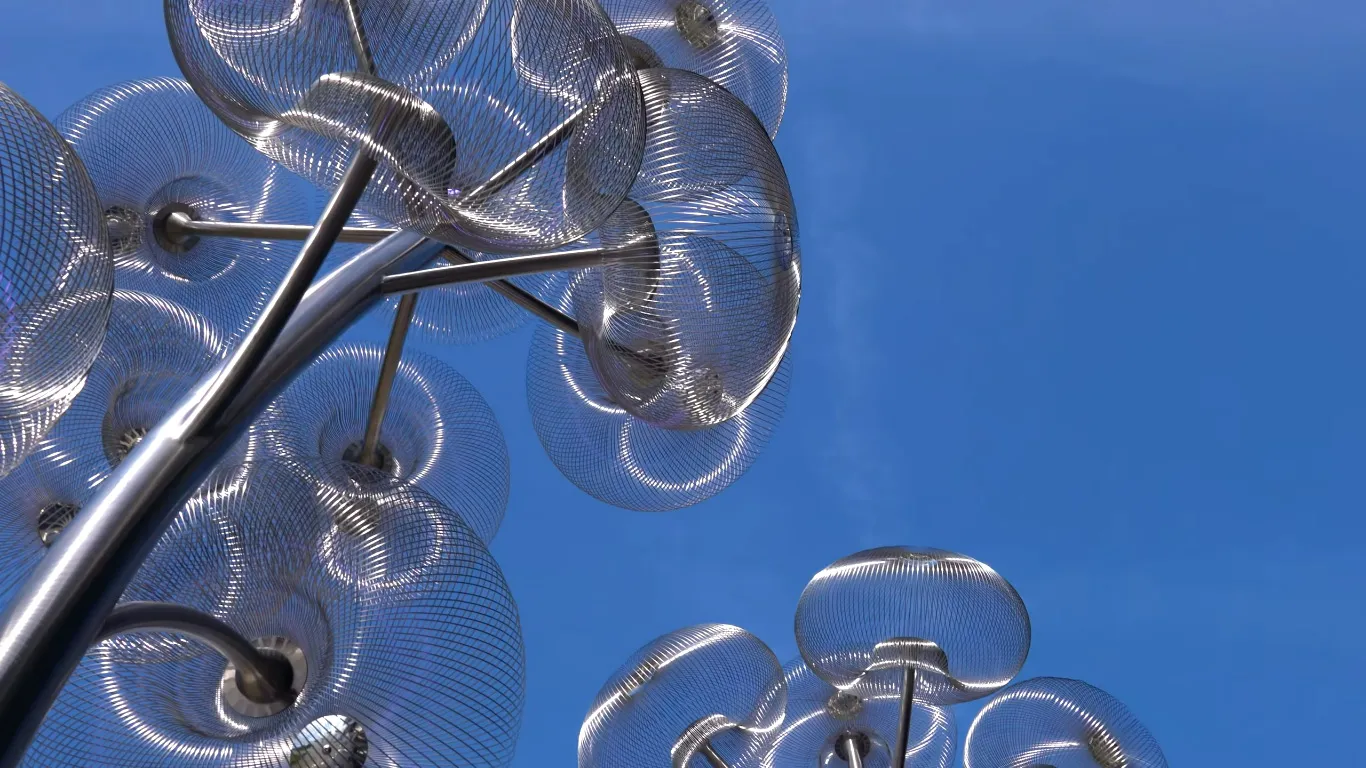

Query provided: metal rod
[699,742,733,768]
[892,667,916,768]
[98,602,295,706]
[841,734,865,768]
[358,292,417,466]
[458,104,587,207]
[342,0,376,75]
[440,248,582,336]
[162,212,397,244]
[381,247,615,295]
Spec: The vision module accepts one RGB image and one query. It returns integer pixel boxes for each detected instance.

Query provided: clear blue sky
[4,1,1364,765]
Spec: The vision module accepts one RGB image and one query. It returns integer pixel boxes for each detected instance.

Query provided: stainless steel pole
[441,248,582,336]
[892,667,916,768]
[841,734,865,768]
[380,247,615,294]
[358,292,418,467]
[699,742,733,768]
[161,212,397,244]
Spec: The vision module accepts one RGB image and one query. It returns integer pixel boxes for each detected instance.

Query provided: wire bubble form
[258,341,509,544]
[794,547,1031,706]
[54,77,310,343]
[0,82,114,480]
[24,460,526,768]
[579,624,785,768]
[600,0,788,137]
[573,68,799,432]
[964,677,1168,768]
[528,271,791,512]
[747,658,956,768]
[166,0,646,254]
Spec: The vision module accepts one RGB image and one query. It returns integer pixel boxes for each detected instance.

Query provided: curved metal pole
[98,602,295,706]
[0,230,441,766]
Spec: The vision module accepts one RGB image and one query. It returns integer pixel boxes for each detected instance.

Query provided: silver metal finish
[841,733,867,768]
[219,635,309,718]
[457,104,587,208]
[359,293,418,467]
[699,742,733,768]
[893,667,916,768]
[161,211,398,245]
[381,247,616,295]
[342,0,377,75]
[442,248,582,336]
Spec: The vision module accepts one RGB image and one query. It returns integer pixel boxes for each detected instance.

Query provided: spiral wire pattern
[528,271,790,511]
[580,624,785,768]
[748,658,955,768]
[54,77,310,343]
[166,0,645,254]
[25,461,526,767]
[795,547,1030,706]
[0,82,114,479]
[258,342,509,543]
[964,677,1168,768]
[573,68,798,432]
[600,0,787,136]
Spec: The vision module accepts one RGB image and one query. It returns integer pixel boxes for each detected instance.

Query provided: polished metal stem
[98,602,296,707]
[341,0,376,75]
[441,248,581,337]
[162,212,397,244]
[841,734,865,768]
[699,742,733,768]
[358,292,417,467]
[892,667,916,768]
[457,103,586,207]
[380,247,616,295]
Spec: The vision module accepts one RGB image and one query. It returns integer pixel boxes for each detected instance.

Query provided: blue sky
[4,0,1365,765]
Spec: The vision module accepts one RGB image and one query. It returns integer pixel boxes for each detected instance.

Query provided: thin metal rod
[440,248,582,336]
[381,247,615,295]
[699,742,733,768]
[163,212,397,244]
[458,104,587,207]
[841,735,865,768]
[98,602,295,706]
[892,667,916,768]
[359,292,417,466]
[342,0,376,75]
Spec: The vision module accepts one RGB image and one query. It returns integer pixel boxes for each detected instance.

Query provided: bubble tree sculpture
[0,0,800,763]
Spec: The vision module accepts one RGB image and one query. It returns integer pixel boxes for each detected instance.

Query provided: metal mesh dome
[25,461,526,767]
[573,68,798,431]
[166,0,645,254]
[257,342,509,543]
[54,77,309,343]
[527,272,790,512]
[794,547,1030,706]
[600,0,787,136]
[0,82,114,479]
[964,678,1168,768]
[580,624,785,768]
[747,658,955,768]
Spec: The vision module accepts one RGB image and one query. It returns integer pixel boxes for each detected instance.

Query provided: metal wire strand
[257,342,509,543]
[572,68,799,432]
[54,77,311,344]
[964,677,1168,768]
[600,0,788,137]
[0,82,114,479]
[23,460,526,767]
[527,271,790,511]
[580,624,785,768]
[166,0,645,254]
[746,658,956,768]
[794,547,1031,707]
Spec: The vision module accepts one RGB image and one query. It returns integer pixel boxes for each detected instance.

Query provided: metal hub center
[151,202,201,253]
[290,714,370,767]
[675,1,721,49]
[103,206,144,258]
[112,426,150,465]
[221,635,307,718]
[37,503,79,546]
[341,440,397,473]
[824,691,864,720]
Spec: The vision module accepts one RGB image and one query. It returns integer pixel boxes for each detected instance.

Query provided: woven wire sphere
[25,461,526,767]
[794,547,1030,707]
[257,342,509,543]
[580,624,785,768]
[167,0,645,254]
[964,678,1168,768]
[600,0,787,137]
[573,68,799,432]
[528,272,790,512]
[54,77,310,343]
[748,658,955,768]
[0,82,114,479]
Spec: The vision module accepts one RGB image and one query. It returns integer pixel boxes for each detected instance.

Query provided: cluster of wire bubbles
[580,547,1169,768]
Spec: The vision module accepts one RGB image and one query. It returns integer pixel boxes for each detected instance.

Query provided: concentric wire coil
[0,82,113,479]
[600,0,788,136]
[26,461,526,767]
[747,658,956,768]
[55,77,309,342]
[580,624,785,768]
[795,547,1030,706]
[258,342,509,543]
[167,0,645,254]
[964,677,1168,768]
[573,68,799,431]
[528,271,790,512]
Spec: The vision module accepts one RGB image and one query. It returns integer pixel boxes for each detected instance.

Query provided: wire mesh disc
[0,82,114,479]
[580,624,785,768]
[746,658,955,768]
[25,461,526,767]
[601,0,787,136]
[573,68,799,431]
[528,272,790,512]
[258,342,508,543]
[964,678,1168,768]
[794,547,1030,706]
[167,0,645,254]
[55,78,310,343]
